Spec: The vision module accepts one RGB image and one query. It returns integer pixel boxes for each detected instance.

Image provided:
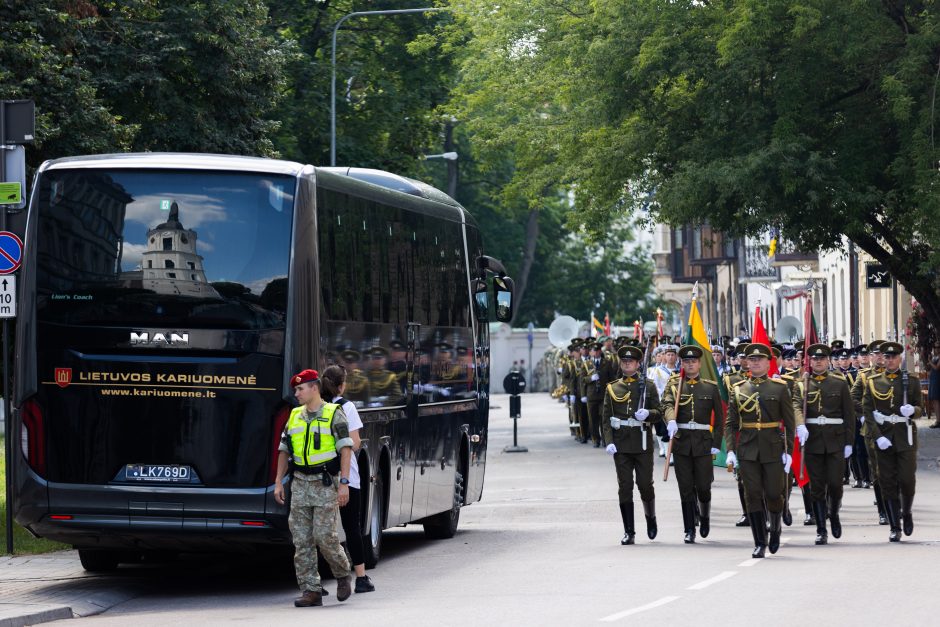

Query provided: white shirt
[334,396,363,489]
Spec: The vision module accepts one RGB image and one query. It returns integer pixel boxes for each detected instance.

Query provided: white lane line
[686,571,737,590]
[739,559,759,567]
[599,596,681,622]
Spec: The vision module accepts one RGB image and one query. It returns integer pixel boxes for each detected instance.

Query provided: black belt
[293,464,332,476]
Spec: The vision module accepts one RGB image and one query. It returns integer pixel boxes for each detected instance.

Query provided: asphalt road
[58,393,940,626]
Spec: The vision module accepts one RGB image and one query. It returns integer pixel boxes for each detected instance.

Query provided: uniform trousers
[673,453,714,503]
[853,428,871,482]
[875,447,916,501]
[864,435,881,485]
[578,402,589,440]
[739,459,786,513]
[613,449,655,504]
[288,474,351,592]
[805,450,844,502]
[339,486,364,566]
[587,400,603,445]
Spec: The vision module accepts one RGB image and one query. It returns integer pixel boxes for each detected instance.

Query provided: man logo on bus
[129,332,190,346]
[55,368,72,388]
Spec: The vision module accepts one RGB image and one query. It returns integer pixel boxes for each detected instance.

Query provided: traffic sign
[0,182,21,205]
[0,231,23,275]
[0,275,15,318]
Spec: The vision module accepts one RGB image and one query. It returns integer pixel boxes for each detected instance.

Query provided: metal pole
[848,241,859,347]
[1,102,12,554]
[330,6,451,166]
[892,277,899,342]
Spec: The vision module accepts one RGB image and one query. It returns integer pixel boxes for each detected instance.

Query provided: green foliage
[450,0,940,325]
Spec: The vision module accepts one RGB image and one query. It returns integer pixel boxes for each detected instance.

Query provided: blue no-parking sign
[0,231,24,275]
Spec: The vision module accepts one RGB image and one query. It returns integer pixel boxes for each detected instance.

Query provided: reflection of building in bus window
[136,201,219,298]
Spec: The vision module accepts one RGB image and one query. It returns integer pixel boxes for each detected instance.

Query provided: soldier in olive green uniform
[725,344,796,558]
[602,345,662,545]
[799,344,855,544]
[853,340,888,524]
[563,343,582,437]
[724,344,751,527]
[662,345,724,543]
[584,342,611,448]
[340,350,371,407]
[862,341,922,542]
[366,347,404,405]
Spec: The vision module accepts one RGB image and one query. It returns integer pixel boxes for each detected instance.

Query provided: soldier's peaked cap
[745,344,772,359]
[678,345,703,359]
[618,345,643,361]
[881,341,903,355]
[368,346,389,357]
[340,349,361,362]
[868,340,885,353]
[807,343,831,358]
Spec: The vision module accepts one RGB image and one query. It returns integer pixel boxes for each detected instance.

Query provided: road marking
[599,596,680,622]
[686,571,737,590]
[739,559,759,567]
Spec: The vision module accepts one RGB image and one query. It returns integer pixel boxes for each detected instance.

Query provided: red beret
[291,369,319,386]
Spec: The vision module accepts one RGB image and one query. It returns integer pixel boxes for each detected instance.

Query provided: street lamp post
[330,6,452,166]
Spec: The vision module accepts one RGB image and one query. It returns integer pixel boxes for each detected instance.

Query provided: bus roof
[42,152,307,176]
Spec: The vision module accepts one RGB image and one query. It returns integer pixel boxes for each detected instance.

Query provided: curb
[0,605,72,627]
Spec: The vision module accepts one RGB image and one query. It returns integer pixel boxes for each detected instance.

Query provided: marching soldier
[366,347,404,405]
[564,342,582,438]
[340,350,371,407]
[724,344,751,528]
[662,345,724,543]
[853,340,888,524]
[725,344,796,558]
[602,345,662,545]
[862,341,922,542]
[581,342,605,447]
[799,344,855,545]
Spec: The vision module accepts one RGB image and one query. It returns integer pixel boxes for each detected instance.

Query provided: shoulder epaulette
[768,377,787,384]
[732,378,749,388]
[830,372,846,380]
[701,377,718,386]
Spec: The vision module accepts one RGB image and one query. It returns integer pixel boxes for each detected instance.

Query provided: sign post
[526,321,534,394]
[502,371,528,453]
[2,99,33,555]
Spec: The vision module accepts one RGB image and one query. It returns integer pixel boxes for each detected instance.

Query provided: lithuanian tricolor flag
[684,292,729,466]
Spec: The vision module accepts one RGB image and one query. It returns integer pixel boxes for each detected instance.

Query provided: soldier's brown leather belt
[740,421,780,429]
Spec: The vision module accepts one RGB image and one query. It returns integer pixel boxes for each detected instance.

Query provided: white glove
[844,445,853,458]
[557,367,563,374]
[666,420,678,438]
[580,396,588,403]
[796,425,809,446]
[635,408,650,421]
[876,436,892,450]
[710,447,720,455]
[900,404,916,418]
[873,410,886,425]
[726,451,738,468]
[562,394,568,402]
[782,453,792,473]
[606,443,617,455]
[591,373,600,381]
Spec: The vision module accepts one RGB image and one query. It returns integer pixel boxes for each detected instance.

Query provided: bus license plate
[126,464,191,482]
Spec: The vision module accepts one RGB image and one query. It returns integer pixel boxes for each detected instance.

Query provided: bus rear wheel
[78,548,120,572]
[362,473,383,569]
[423,470,463,540]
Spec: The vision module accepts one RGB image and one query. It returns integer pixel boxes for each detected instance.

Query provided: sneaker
[294,590,323,607]
[355,575,375,593]
[336,575,352,602]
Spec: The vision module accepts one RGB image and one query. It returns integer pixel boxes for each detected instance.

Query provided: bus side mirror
[473,279,489,321]
[493,276,514,323]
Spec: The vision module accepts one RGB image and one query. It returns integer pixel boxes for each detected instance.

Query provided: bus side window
[474,279,488,321]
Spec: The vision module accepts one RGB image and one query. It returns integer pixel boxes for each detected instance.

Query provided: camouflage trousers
[288,474,351,592]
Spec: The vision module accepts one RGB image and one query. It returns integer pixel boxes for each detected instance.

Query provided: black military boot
[813,500,828,545]
[748,511,767,558]
[698,499,711,538]
[735,482,749,526]
[829,496,842,539]
[874,484,888,525]
[802,489,816,525]
[768,511,783,554]
[620,502,635,545]
[885,499,902,542]
[681,501,696,544]
[642,500,658,540]
[901,493,914,536]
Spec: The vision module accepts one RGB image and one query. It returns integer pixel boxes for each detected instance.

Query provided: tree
[450,0,940,330]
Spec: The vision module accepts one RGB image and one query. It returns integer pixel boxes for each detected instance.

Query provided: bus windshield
[35,168,294,329]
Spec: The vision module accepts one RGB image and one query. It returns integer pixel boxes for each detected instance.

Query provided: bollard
[504,393,528,453]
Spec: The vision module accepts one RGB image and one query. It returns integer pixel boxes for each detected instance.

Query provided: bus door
[395,321,425,521]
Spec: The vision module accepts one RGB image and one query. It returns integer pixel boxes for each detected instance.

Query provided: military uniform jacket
[852,367,882,437]
[583,357,608,402]
[779,373,806,426]
[862,370,922,453]
[602,375,662,454]
[566,359,582,398]
[799,371,855,454]
[726,376,795,461]
[662,375,724,457]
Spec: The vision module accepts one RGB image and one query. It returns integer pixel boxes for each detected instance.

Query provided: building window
[187,261,195,269]
[163,237,172,251]
[167,272,176,279]
[147,260,152,268]
[165,259,175,268]
[191,274,196,281]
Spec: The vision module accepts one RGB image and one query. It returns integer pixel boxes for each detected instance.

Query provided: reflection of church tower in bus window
[141,201,217,297]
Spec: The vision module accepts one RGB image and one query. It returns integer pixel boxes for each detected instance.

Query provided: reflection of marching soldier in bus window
[388,339,407,375]
[456,346,476,398]
[340,350,370,407]
[367,346,403,405]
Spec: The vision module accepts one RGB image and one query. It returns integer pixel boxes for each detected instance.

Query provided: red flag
[793,296,820,488]
[604,312,611,337]
[752,307,779,377]
[656,308,664,338]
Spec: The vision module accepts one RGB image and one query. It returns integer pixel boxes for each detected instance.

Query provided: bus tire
[362,472,383,569]
[423,470,463,540]
[78,548,120,572]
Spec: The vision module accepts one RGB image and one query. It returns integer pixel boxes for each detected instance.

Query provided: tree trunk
[510,208,539,325]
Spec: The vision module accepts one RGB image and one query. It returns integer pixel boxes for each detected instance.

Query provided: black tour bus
[12,153,513,571]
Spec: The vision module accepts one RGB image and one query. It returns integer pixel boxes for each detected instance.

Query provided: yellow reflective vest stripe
[286,403,339,466]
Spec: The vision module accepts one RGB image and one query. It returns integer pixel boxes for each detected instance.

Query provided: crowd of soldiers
[553,335,923,557]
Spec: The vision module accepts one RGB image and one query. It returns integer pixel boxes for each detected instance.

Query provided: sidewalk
[0,551,146,627]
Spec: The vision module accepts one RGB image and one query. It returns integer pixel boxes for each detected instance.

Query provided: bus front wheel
[423,470,463,540]
[78,548,120,572]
